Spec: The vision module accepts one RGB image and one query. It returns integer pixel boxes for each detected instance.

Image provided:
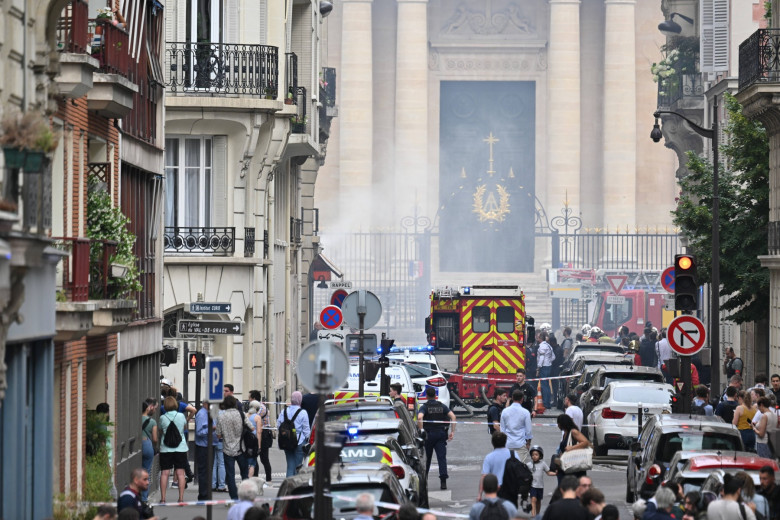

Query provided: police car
[385,345,451,409]
[334,364,419,411]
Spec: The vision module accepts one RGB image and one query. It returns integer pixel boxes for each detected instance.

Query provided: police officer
[509,368,537,418]
[417,387,456,490]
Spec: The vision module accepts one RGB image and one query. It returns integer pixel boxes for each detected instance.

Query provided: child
[527,445,556,516]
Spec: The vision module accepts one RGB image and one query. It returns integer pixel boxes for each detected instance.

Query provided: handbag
[559,430,593,473]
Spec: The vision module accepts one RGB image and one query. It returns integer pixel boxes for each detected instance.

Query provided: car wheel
[419,476,429,508]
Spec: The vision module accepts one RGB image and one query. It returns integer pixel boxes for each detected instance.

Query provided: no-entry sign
[320,305,344,330]
[668,315,707,356]
[661,266,675,293]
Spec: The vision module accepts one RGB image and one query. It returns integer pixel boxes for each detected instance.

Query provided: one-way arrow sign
[178,320,244,336]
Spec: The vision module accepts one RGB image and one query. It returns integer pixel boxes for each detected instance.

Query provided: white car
[587,381,675,455]
[386,346,451,409]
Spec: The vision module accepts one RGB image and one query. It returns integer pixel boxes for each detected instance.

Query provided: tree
[672,93,769,324]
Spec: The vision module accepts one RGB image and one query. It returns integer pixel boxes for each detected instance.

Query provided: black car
[557,355,634,408]
[272,464,410,520]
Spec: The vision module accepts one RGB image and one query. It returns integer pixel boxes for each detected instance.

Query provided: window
[472,306,490,333]
[496,307,514,333]
[603,299,633,331]
[165,136,212,228]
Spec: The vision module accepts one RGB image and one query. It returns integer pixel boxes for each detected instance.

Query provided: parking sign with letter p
[206,357,224,403]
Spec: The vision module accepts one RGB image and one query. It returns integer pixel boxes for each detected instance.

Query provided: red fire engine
[425,285,531,408]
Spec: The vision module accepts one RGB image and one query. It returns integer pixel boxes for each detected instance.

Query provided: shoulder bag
[559,430,593,473]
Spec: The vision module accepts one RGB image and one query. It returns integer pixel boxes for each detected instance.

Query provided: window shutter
[700,0,714,73]
[165,0,177,44]
[226,0,239,44]
[212,136,228,227]
[712,0,729,72]
[259,1,267,45]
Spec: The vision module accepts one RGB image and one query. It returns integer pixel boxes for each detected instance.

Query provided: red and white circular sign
[667,315,707,356]
[320,305,344,330]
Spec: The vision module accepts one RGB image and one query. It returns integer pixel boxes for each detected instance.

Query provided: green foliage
[672,93,770,324]
[86,409,112,457]
[86,175,142,297]
[53,446,113,520]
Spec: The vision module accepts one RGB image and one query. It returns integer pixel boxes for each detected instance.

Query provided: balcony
[86,19,138,118]
[165,43,279,97]
[54,237,136,341]
[656,71,703,111]
[739,29,780,91]
[55,0,99,98]
[164,226,236,255]
[286,53,298,104]
[291,86,308,134]
[245,227,255,257]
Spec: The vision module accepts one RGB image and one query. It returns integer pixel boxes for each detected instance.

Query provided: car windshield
[284,485,397,519]
[575,345,624,354]
[326,410,397,422]
[604,373,663,385]
[402,362,437,378]
[613,386,671,404]
[657,433,741,463]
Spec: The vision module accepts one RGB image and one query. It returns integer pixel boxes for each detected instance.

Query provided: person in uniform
[509,368,537,418]
[417,387,456,490]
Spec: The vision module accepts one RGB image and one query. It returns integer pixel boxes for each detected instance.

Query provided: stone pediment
[430,0,547,42]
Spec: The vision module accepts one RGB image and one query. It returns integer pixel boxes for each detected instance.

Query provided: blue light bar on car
[388,345,434,353]
[347,426,359,436]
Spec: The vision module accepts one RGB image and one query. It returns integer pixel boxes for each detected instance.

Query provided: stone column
[339,0,374,223]
[602,0,636,228]
[394,0,428,224]
[546,0,581,214]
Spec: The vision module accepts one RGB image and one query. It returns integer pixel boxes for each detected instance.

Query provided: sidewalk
[147,449,289,520]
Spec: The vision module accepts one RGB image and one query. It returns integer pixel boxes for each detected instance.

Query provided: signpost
[317,329,346,344]
[606,275,628,295]
[341,290,382,397]
[667,314,707,414]
[330,289,349,308]
[186,302,232,314]
[297,342,350,520]
[205,356,223,520]
[661,266,675,293]
[178,320,244,335]
[320,306,344,330]
[329,281,353,289]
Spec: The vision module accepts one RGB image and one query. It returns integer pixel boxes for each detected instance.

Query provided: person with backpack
[158,396,188,504]
[480,432,512,498]
[215,395,255,500]
[140,398,158,503]
[276,391,311,477]
[716,385,740,423]
[487,389,507,434]
[468,473,518,520]
[691,385,714,416]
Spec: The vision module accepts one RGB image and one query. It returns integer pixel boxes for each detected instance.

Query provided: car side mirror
[413,383,423,393]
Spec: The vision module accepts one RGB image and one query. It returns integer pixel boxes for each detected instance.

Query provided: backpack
[690,399,706,416]
[162,412,183,448]
[277,407,303,451]
[240,410,259,458]
[552,344,564,368]
[478,499,509,520]
[497,451,533,506]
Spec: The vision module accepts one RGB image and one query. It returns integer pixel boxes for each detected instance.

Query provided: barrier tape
[324,492,469,518]
[416,418,599,427]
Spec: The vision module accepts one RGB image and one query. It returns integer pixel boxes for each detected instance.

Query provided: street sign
[606,295,627,304]
[606,275,628,295]
[549,284,583,299]
[330,289,349,308]
[661,266,675,293]
[345,334,377,354]
[178,320,244,335]
[186,302,232,314]
[341,290,382,329]
[668,315,707,356]
[206,356,224,402]
[297,341,350,393]
[329,281,353,289]
[318,328,345,343]
[320,305,344,330]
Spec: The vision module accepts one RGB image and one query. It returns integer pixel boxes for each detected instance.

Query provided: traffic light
[188,352,205,370]
[160,345,178,366]
[674,254,698,312]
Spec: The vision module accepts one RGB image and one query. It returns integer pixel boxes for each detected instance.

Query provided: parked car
[625,414,743,502]
[579,366,666,421]
[668,452,775,495]
[561,342,627,372]
[272,464,410,519]
[558,355,635,408]
[698,456,780,494]
[334,364,419,412]
[587,381,675,455]
[386,347,451,408]
[306,434,427,506]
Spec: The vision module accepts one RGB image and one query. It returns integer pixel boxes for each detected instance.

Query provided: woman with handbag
[733,390,757,452]
[553,413,592,483]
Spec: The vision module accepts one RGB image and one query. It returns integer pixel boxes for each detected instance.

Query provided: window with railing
[323,67,336,107]
[286,53,298,104]
[163,227,235,255]
[89,19,131,77]
[291,86,307,134]
[739,29,780,91]
[56,0,89,54]
[245,227,255,257]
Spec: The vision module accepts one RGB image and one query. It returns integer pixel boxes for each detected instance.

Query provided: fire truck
[551,269,676,336]
[424,285,529,407]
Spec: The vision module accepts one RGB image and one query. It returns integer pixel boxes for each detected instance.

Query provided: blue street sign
[661,266,675,293]
[206,357,224,402]
[187,302,232,314]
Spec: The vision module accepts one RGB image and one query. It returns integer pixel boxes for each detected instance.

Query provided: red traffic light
[676,255,693,270]
[188,352,205,370]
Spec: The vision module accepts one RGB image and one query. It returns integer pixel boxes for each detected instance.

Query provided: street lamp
[658,12,695,36]
[651,97,720,394]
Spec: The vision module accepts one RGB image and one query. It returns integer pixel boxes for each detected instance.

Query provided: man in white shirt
[655,329,674,384]
[500,390,533,463]
[564,394,584,430]
[536,331,554,409]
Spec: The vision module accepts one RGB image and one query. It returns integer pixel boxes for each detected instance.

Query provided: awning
[311,252,343,281]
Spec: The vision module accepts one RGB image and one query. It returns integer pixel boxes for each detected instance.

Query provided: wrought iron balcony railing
[164,226,235,255]
[56,237,121,301]
[56,0,89,54]
[290,217,302,247]
[656,72,704,109]
[165,42,279,96]
[322,67,336,107]
[286,53,298,104]
[291,86,307,134]
[769,220,780,256]
[739,28,780,91]
[245,227,255,256]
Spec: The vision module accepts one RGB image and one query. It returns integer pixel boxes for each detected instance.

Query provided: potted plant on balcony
[264,86,276,100]
[0,110,59,173]
[285,91,294,105]
[290,115,307,133]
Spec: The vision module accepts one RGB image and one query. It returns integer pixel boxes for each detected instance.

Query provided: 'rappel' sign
[668,315,707,356]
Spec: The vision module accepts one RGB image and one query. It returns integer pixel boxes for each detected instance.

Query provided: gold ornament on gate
[473,184,510,222]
